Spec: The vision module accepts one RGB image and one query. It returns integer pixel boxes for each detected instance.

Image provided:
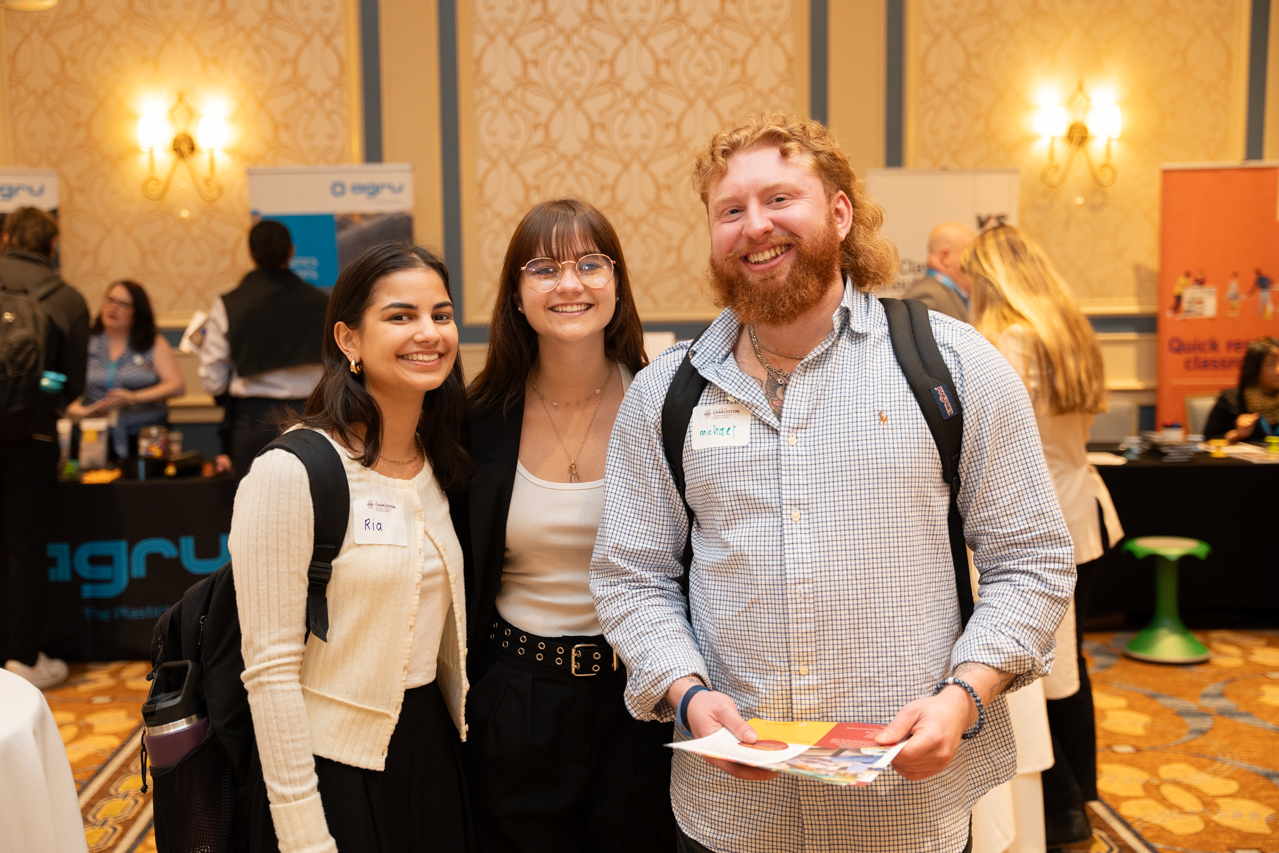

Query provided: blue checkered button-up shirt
[590,283,1075,853]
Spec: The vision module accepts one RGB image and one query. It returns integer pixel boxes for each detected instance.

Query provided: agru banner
[1158,164,1279,428]
[247,164,414,288]
[0,167,59,231]
[865,168,1020,298]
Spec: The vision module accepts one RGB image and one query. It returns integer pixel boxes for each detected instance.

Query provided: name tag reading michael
[690,403,751,449]
[352,499,408,546]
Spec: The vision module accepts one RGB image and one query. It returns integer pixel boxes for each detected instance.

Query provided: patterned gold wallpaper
[461,0,804,325]
[2,0,355,317]
[907,0,1249,313]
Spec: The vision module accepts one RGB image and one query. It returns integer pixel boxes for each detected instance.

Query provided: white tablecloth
[0,669,88,853]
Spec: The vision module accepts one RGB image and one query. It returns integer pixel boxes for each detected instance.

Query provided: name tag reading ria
[690,403,752,449]
[352,498,408,546]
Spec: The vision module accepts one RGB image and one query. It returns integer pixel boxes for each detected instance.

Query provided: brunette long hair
[963,225,1105,415]
[1238,337,1279,408]
[91,279,157,354]
[468,198,647,417]
[297,242,472,489]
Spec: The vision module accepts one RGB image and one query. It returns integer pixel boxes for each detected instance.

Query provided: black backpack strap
[256,430,350,642]
[660,337,709,598]
[880,298,973,627]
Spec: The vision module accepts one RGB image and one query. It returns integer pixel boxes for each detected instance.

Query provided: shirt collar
[927,267,970,309]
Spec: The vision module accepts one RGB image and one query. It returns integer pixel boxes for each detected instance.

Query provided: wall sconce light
[1035,80,1121,188]
[137,92,228,202]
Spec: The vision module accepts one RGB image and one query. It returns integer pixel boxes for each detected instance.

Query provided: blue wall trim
[359,0,383,163]
[810,0,828,123]
[1246,0,1271,159]
[885,0,905,167]
[1088,316,1157,335]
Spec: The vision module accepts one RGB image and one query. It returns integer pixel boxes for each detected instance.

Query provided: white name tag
[690,403,752,449]
[352,498,408,546]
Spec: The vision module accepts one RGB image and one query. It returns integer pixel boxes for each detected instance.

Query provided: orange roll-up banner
[1158,164,1279,429]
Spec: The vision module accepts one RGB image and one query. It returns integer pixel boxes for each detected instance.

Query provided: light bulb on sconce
[136,92,228,202]
[1035,80,1121,188]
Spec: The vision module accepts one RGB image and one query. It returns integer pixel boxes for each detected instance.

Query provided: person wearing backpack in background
[1,206,88,690]
[230,242,473,853]
[589,116,1075,853]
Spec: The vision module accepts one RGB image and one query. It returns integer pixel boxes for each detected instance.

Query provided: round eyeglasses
[520,254,615,292]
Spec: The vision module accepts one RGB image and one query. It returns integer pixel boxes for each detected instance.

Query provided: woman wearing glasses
[463,198,673,852]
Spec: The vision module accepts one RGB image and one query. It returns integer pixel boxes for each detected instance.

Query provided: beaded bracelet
[676,684,710,738]
[933,677,985,740]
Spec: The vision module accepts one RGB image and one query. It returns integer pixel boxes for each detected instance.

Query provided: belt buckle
[571,643,617,676]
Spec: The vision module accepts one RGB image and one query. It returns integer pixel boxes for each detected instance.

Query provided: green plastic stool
[1122,536,1211,664]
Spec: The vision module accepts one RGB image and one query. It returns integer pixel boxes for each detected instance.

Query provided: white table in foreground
[0,669,88,853]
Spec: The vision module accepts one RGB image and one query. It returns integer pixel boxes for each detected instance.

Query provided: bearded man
[589,116,1074,853]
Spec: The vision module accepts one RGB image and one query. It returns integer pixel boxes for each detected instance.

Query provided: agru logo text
[0,182,46,201]
[329,180,405,199]
[47,535,229,599]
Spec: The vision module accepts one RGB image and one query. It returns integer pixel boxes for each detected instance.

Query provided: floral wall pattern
[908,0,1246,312]
[3,0,354,317]
[464,0,799,324]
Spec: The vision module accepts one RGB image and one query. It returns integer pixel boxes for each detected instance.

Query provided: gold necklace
[380,436,423,466]
[529,364,613,483]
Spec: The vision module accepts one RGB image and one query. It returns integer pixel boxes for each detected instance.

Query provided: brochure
[669,719,908,787]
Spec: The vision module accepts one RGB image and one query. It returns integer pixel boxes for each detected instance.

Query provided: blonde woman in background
[964,225,1124,849]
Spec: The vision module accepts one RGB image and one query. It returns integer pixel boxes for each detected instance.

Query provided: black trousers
[249,681,472,853]
[464,643,677,853]
[0,436,57,665]
[226,397,307,479]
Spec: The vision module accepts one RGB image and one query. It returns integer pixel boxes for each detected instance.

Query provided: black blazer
[461,395,526,665]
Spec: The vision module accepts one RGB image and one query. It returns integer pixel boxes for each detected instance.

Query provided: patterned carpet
[44,632,1279,852]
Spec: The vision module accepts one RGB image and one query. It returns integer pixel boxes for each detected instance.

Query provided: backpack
[0,268,62,433]
[660,298,973,627]
[141,429,349,853]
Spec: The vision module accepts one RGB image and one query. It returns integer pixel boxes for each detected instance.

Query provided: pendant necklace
[748,324,797,387]
[530,363,614,483]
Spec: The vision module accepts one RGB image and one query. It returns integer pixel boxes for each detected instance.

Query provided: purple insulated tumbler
[142,661,208,767]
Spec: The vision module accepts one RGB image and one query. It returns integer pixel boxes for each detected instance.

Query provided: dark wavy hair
[91,279,157,354]
[468,198,647,417]
[297,242,472,489]
[1238,337,1279,410]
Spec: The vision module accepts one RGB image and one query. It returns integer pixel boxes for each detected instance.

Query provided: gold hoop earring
[349,359,363,375]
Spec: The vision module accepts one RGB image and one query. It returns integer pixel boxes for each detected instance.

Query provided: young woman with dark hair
[68,279,185,458]
[230,242,473,853]
[463,198,672,852]
[1204,337,1279,444]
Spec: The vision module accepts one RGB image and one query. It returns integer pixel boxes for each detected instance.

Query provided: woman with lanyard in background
[68,279,184,459]
[462,198,673,853]
[232,243,472,853]
[964,225,1124,849]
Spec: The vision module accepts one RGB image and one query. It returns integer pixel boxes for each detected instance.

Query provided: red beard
[708,221,842,325]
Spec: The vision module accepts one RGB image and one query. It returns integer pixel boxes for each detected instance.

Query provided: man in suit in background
[904,222,975,322]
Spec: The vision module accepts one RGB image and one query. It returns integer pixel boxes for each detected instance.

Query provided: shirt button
[799,665,809,676]
[787,434,797,446]
[790,510,801,522]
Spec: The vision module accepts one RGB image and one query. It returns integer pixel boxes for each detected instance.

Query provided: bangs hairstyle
[963,225,1106,415]
[468,198,647,417]
[298,242,472,489]
[91,279,157,354]
[1238,337,1279,407]
[691,113,898,291]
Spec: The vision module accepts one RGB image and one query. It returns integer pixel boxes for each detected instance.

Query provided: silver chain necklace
[748,325,795,386]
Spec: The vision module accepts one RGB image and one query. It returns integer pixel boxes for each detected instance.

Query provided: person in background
[232,243,472,853]
[964,225,1124,850]
[462,198,672,853]
[1248,268,1273,318]
[1204,337,1279,445]
[197,219,329,477]
[0,207,88,689]
[68,280,185,458]
[903,221,975,322]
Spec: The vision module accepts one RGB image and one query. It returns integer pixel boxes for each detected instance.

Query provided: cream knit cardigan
[230,428,468,853]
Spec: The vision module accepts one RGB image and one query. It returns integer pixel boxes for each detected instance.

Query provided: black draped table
[41,476,236,661]
[1090,454,1278,619]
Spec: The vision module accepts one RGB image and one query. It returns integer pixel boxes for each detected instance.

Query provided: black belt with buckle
[488,613,618,677]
